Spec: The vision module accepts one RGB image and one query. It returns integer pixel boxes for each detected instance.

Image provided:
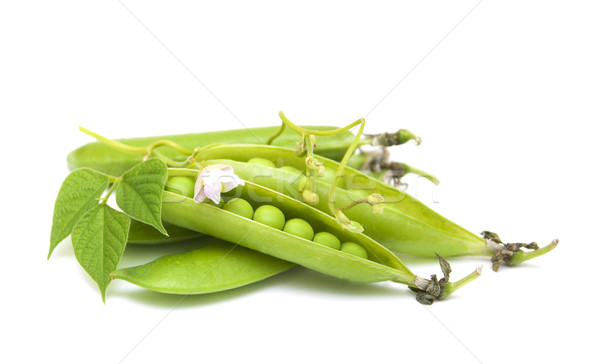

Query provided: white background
[1,1,598,363]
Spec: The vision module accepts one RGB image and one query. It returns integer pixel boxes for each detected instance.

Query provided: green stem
[151,150,185,167]
[279,111,363,137]
[79,126,146,154]
[440,266,482,299]
[271,112,367,231]
[79,126,196,168]
[328,119,365,218]
[148,140,193,155]
[340,199,363,212]
[401,163,440,185]
[509,240,559,266]
[100,177,121,204]
[266,122,286,145]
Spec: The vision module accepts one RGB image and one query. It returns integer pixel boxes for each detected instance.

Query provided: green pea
[165,176,195,198]
[341,242,368,259]
[313,232,341,250]
[247,157,276,168]
[253,205,285,230]
[223,198,254,219]
[283,218,314,240]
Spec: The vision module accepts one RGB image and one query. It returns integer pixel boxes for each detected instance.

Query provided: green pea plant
[49,111,558,304]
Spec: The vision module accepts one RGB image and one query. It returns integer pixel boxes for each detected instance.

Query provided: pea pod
[197,144,556,265]
[160,177,480,302]
[112,237,294,294]
[67,125,356,176]
[198,144,486,257]
[127,219,202,245]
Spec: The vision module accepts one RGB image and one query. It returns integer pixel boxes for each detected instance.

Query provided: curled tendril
[267,112,367,231]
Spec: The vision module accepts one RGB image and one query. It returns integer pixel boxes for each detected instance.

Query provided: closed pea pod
[67,125,360,176]
[112,237,295,294]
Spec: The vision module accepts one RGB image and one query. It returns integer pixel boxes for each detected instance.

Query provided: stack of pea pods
[52,113,558,304]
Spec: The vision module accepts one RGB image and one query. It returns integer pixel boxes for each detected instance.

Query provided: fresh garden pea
[161,179,481,302]
[112,238,295,294]
[341,242,368,259]
[223,198,254,219]
[165,176,195,198]
[247,157,276,168]
[253,205,286,230]
[313,231,341,250]
[283,218,314,240]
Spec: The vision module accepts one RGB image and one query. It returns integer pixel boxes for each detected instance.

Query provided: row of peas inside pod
[166,174,368,259]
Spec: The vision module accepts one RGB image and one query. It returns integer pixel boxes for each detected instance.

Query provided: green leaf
[48,168,109,259]
[116,159,168,235]
[71,204,130,302]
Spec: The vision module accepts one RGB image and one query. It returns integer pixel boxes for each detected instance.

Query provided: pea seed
[253,205,285,230]
[247,157,276,168]
[165,176,195,198]
[313,232,341,250]
[283,218,314,240]
[341,242,368,259]
[223,198,254,219]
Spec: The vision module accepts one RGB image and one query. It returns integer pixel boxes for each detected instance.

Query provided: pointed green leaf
[71,204,130,302]
[48,168,109,258]
[116,159,168,235]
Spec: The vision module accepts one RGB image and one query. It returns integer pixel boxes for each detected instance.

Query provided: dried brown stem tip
[482,231,555,272]
[410,254,453,305]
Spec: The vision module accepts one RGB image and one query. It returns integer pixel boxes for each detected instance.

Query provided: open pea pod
[200,144,470,240]
[199,146,487,257]
[160,177,480,303]
[197,144,557,266]
[113,237,295,294]
[67,125,357,177]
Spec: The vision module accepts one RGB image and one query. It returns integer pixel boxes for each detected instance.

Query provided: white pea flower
[194,164,245,204]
